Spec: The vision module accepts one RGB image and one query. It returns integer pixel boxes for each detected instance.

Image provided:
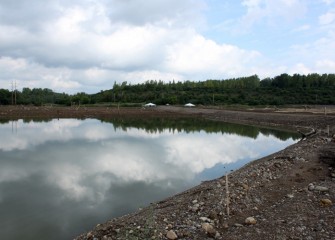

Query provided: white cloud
[0,1,264,93]
[322,0,335,5]
[292,24,311,32]
[240,0,307,30]
[319,9,335,25]
[0,57,28,71]
[165,32,261,78]
[316,59,335,71]
[288,63,313,75]
[0,0,334,93]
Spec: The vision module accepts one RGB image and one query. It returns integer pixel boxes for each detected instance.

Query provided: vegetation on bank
[1,73,335,106]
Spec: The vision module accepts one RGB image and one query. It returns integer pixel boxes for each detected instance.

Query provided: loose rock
[86,232,93,239]
[320,199,333,207]
[245,217,257,225]
[202,223,216,236]
[166,230,178,240]
[199,217,211,222]
[314,186,329,192]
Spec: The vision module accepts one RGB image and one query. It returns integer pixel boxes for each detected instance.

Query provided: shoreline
[1,106,334,239]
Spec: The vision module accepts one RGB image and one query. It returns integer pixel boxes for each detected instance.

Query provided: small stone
[223,222,229,229]
[234,223,243,227]
[202,223,216,236]
[192,199,198,204]
[209,210,218,220]
[86,232,93,239]
[320,199,333,206]
[199,217,211,222]
[166,230,178,240]
[314,186,329,192]
[286,194,294,198]
[308,183,315,191]
[245,217,257,225]
[190,206,199,212]
[242,183,249,190]
[128,230,133,234]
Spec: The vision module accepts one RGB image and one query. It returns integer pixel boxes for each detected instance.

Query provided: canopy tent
[144,103,156,107]
[184,103,195,107]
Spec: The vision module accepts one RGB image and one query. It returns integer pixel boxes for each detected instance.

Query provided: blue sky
[0,0,334,93]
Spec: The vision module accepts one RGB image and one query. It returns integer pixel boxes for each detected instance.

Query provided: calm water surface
[0,118,299,239]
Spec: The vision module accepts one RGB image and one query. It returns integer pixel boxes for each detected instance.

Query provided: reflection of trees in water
[0,118,53,124]
[0,117,299,140]
[102,117,299,141]
[11,120,17,134]
[0,118,54,134]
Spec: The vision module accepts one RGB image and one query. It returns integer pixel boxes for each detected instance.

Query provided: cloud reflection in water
[0,119,297,239]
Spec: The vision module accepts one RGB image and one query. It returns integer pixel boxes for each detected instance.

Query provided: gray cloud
[0,0,266,92]
[106,0,206,26]
[0,0,332,93]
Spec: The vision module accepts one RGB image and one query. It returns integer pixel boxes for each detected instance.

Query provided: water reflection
[0,118,298,239]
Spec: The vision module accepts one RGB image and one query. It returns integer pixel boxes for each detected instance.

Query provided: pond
[0,118,299,239]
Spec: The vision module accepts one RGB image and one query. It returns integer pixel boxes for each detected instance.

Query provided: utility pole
[14,81,17,105]
[11,81,14,105]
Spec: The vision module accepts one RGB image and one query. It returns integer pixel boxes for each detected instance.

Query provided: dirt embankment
[1,105,334,130]
[1,105,334,240]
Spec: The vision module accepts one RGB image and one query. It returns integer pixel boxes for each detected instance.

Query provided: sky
[0,0,334,94]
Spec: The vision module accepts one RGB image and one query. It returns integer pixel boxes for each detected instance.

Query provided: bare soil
[1,105,334,240]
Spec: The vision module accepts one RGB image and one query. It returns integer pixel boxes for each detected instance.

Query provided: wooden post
[226,174,230,217]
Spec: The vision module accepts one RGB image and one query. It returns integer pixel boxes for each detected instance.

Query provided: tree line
[0,73,334,106]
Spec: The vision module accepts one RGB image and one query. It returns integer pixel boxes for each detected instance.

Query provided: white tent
[144,103,156,107]
[184,103,195,107]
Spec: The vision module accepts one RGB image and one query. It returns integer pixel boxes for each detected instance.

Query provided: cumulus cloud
[0,0,334,93]
[0,0,264,93]
[164,32,261,78]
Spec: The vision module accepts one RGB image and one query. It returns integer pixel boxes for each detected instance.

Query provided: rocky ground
[0,105,334,239]
[76,134,335,240]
